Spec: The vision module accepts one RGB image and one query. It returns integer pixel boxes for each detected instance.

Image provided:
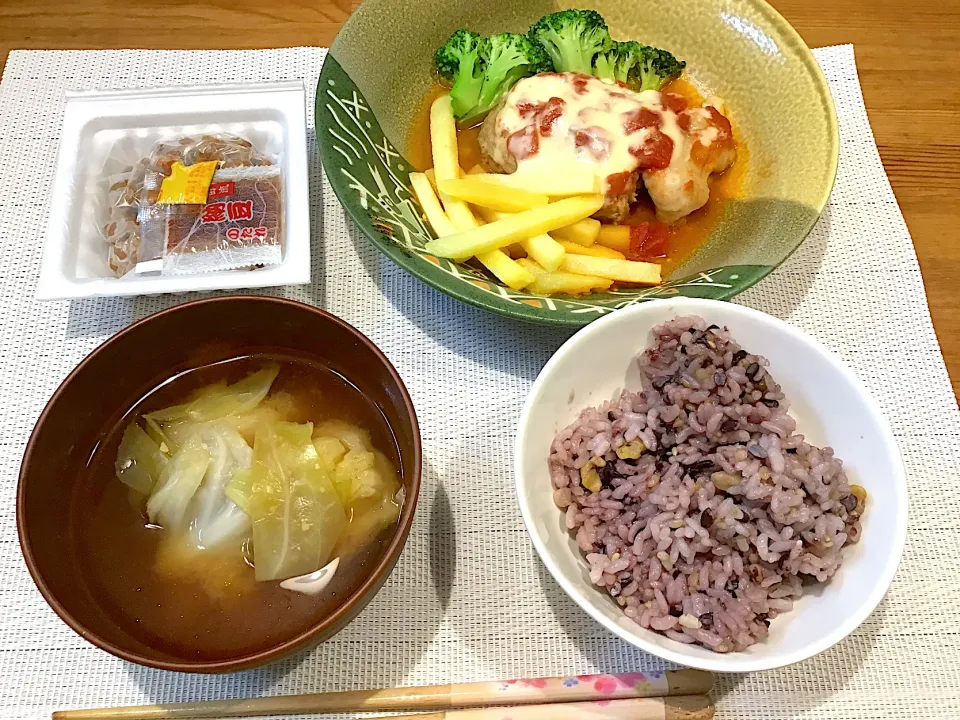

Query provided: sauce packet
[149,166,283,275]
[99,132,283,276]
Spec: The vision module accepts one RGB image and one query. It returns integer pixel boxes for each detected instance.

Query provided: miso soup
[72,355,403,661]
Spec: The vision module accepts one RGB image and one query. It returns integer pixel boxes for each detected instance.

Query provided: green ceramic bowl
[318,0,838,325]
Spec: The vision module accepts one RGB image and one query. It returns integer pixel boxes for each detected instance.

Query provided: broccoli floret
[529,9,611,75]
[593,40,644,84]
[633,46,686,92]
[435,31,551,125]
[476,33,552,115]
[594,41,686,92]
[434,30,486,122]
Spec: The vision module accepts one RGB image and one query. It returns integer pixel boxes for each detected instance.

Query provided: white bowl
[515,298,907,672]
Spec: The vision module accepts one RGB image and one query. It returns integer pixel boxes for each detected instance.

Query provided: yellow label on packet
[156,161,219,204]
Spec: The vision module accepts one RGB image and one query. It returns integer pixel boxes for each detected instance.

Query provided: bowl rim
[318,0,840,325]
[514,298,907,672]
[16,295,423,673]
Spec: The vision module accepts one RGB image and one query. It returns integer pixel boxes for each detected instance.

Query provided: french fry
[444,202,531,289]
[430,95,460,182]
[530,272,612,296]
[415,163,530,287]
[596,224,632,253]
[476,207,566,270]
[425,167,490,236]
[446,201,482,231]
[471,206,510,224]
[522,234,565,271]
[524,268,613,295]
[410,170,474,260]
[409,172,457,237]
[421,93,557,291]
[517,259,613,295]
[558,240,626,260]
[519,258,613,295]
[425,195,604,259]
[516,258,546,275]
[477,249,535,290]
[561,254,661,285]
[474,210,567,271]
[430,94,482,232]
[439,176,549,212]
[479,170,602,197]
[467,160,599,196]
[424,170,481,233]
[550,218,601,246]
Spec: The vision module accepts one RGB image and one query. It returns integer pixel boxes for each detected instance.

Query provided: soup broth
[72,355,402,661]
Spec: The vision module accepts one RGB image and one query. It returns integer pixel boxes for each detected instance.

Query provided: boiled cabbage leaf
[115,422,169,495]
[229,390,305,446]
[224,468,254,515]
[116,368,403,584]
[227,421,346,582]
[145,365,280,425]
[146,435,211,528]
[188,424,253,550]
[142,365,280,452]
[144,415,178,455]
[313,436,347,474]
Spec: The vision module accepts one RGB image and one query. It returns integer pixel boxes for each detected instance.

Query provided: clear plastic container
[37,82,310,300]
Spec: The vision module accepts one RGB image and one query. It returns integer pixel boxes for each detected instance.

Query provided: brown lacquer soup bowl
[18,296,421,673]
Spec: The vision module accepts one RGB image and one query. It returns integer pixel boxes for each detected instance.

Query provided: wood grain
[1,0,957,397]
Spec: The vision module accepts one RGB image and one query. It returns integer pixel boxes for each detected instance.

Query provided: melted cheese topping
[642,104,737,222]
[491,72,689,194]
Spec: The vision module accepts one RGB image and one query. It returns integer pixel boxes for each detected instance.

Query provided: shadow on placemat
[345,214,574,381]
[124,648,298,707]
[713,599,882,712]
[66,296,175,339]
[64,282,331,341]
[430,471,457,610]
[532,545,877,710]
[735,204,831,320]
[532,554,669,672]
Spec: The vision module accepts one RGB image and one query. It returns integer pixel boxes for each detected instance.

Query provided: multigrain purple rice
[548,316,866,652]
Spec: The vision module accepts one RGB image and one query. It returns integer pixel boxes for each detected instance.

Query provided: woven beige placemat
[0,44,956,718]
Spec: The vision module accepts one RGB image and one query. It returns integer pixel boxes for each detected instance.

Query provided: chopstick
[52,669,712,719]
[372,696,714,720]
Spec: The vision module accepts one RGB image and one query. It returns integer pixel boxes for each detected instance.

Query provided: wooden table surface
[1,0,958,396]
